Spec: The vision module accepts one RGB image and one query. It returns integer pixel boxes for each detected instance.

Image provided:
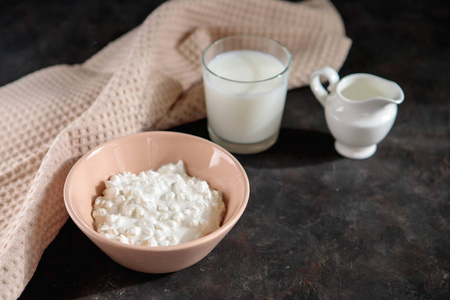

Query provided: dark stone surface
[1,0,448,299]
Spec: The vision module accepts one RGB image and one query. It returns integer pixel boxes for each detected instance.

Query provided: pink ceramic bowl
[64,131,249,273]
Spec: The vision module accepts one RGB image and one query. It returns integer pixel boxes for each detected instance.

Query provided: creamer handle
[310,66,340,107]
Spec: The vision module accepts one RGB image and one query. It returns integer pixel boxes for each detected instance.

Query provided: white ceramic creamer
[310,66,404,159]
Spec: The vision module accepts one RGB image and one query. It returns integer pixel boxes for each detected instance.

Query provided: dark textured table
[1,0,449,299]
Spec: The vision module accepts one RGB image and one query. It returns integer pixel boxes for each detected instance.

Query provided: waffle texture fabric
[0,0,351,298]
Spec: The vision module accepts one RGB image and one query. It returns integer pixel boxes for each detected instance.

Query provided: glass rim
[202,34,292,84]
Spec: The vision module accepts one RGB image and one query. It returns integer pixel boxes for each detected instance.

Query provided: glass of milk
[202,35,291,154]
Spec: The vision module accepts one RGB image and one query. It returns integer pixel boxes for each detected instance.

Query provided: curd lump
[92,161,225,247]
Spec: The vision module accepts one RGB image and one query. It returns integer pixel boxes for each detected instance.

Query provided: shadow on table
[170,119,340,168]
[20,220,173,299]
[236,127,340,168]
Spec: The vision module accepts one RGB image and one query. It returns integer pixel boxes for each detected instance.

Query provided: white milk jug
[310,66,404,159]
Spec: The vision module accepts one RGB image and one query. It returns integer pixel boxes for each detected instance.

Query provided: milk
[341,81,389,101]
[203,50,289,144]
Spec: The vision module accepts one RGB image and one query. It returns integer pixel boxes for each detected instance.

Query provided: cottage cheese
[92,160,225,247]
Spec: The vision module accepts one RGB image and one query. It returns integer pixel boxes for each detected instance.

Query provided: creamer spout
[380,80,404,104]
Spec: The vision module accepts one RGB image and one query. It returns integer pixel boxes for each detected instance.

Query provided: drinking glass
[202,34,291,154]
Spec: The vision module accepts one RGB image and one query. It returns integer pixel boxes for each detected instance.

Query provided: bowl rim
[63,131,250,252]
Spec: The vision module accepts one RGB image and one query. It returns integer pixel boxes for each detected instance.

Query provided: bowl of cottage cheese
[64,131,249,273]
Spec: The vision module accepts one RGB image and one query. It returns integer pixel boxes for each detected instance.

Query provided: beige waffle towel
[0,0,351,298]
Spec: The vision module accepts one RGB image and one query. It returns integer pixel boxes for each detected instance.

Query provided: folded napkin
[0,0,351,298]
